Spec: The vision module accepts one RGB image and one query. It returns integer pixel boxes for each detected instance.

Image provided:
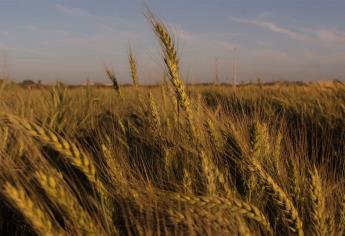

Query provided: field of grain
[0,16,344,236]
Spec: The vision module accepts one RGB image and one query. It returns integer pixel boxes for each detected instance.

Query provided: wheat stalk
[0,126,9,150]
[250,121,269,160]
[169,193,273,235]
[309,166,326,236]
[148,14,195,135]
[3,182,64,236]
[128,45,138,87]
[205,119,222,152]
[246,121,269,200]
[199,150,217,194]
[250,159,304,236]
[148,92,161,137]
[290,158,302,206]
[168,208,233,234]
[35,171,108,236]
[236,216,252,236]
[105,66,121,95]
[101,144,126,184]
[325,213,335,236]
[272,131,283,176]
[339,195,345,235]
[3,114,105,194]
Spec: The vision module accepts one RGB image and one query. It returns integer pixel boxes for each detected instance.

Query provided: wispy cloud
[55,32,135,47]
[233,16,345,47]
[53,4,138,42]
[232,17,309,42]
[167,23,238,52]
[55,4,106,22]
[304,28,345,44]
[0,42,49,57]
[54,4,130,27]
[23,24,72,38]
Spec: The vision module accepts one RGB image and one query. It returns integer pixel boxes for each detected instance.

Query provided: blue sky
[0,0,344,84]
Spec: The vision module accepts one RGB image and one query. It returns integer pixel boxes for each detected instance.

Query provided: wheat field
[0,15,344,236]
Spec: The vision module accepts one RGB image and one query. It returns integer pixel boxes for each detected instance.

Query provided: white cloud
[53,4,139,45]
[167,23,238,52]
[23,25,72,38]
[55,32,131,47]
[232,17,310,42]
[55,4,106,22]
[233,16,345,48]
[305,28,345,44]
[0,42,49,57]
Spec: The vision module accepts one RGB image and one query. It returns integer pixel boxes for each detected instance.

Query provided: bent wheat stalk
[35,171,108,236]
[250,159,304,236]
[3,182,64,236]
[105,67,121,95]
[3,114,105,194]
[169,193,273,235]
[168,208,233,234]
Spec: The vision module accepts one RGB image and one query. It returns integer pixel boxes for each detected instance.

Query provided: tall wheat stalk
[148,13,195,135]
[128,45,138,87]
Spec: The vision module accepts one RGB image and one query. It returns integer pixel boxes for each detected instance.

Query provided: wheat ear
[3,182,64,236]
[35,171,108,236]
[246,121,269,200]
[3,114,105,193]
[325,213,335,236]
[0,126,9,150]
[205,119,222,152]
[105,66,121,94]
[171,193,273,235]
[148,14,195,135]
[199,150,217,194]
[128,45,138,87]
[249,121,269,159]
[236,216,252,236]
[148,92,161,137]
[309,167,326,236]
[168,208,232,234]
[250,159,304,236]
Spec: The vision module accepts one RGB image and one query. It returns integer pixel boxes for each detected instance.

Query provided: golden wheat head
[3,182,63,236]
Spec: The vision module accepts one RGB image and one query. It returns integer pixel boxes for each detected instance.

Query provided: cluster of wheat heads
[0,11,344,236]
